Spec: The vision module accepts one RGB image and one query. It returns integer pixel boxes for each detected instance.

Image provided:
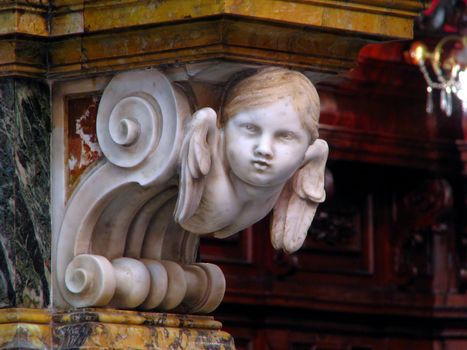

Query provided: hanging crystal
[440,88,447,113]
[456,69,467,104]
[426,86,433,113]
[445,86,453,117]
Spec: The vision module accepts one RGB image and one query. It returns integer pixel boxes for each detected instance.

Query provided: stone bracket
[53,69,226,314]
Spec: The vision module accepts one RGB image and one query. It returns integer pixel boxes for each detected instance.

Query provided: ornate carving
[309,207,358,248]
[305,168,360,250]
[176,68,328,254]
[54,70,225,313]
[393,179,453,286]
[53,67,328,313]
[97,93,162,167]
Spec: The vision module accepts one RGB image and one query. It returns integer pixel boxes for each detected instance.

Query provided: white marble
[176,67,328,253]
[53,66,327,313]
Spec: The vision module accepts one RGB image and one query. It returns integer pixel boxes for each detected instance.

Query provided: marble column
[0,78,51,309]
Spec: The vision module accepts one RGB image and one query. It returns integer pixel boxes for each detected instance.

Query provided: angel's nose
[254,136,273,159]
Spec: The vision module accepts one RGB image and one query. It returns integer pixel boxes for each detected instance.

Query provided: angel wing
[271,139,329,254]
[174,107,219,224]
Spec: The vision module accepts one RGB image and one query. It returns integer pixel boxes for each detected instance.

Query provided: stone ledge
[47,18,367,80]
[0,1,48,36]
[0,0,426,78]
[0,308,235,349]
[49,0,424,38]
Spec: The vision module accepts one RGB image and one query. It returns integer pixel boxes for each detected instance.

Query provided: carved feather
[270,183,291,250]
[192,123,211,177]
[293,139,328,202]
[174,108,218,224]
[283,195,318,254]
[271,139,328,254]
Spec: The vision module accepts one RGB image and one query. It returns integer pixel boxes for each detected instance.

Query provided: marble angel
[175,67,329,254]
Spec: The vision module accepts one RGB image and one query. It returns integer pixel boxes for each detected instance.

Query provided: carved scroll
[53,70,225,313]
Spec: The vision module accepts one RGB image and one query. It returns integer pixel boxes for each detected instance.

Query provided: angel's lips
[251,159,271,171]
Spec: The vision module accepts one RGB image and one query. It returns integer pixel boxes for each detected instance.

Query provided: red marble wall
[66,94,103,195]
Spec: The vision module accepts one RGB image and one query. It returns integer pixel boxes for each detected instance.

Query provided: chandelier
[409,35,467,116]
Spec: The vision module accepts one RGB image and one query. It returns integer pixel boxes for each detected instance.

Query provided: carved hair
[221,67,320,141]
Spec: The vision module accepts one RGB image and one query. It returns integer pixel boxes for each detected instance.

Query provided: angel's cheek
[226,141,249,178]
[272,146,306,182]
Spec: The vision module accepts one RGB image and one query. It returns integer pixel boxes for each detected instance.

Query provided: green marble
[0,79,51,308]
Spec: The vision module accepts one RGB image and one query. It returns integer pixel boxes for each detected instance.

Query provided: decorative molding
[0,39,47,78]
[294,0,425,13]
[0,308,234,349]
[46,18,364,79]
[48,0,424,36]
[0,308,51,349]
[320,124,461,172]
[0,0,425,78]
[0,1,48,36]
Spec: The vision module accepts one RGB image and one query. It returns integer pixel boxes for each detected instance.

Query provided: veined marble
[66,94,103,194]
[0,308,235,349]
[54,309,234,349]
[0,79,51,308]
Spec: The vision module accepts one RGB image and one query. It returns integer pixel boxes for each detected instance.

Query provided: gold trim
[0,0,423,78]
[54,308,223,329]
[0,308,232,349]
[48,0,422,36]
[292,0,425,16]
[0,2,48,36]
[0,308,51,324]
[46,18,361,79]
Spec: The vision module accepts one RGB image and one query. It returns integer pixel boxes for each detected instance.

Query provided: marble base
[0,309,51,349]
[0,308,235,349]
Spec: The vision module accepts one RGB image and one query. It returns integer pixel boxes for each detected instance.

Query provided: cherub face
[224,98,311,188]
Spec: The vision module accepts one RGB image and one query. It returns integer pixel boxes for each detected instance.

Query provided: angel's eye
[241,123,259,133]
[277,131,296,141]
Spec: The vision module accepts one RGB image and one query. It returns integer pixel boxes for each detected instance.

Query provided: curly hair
[221,67,320,141]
